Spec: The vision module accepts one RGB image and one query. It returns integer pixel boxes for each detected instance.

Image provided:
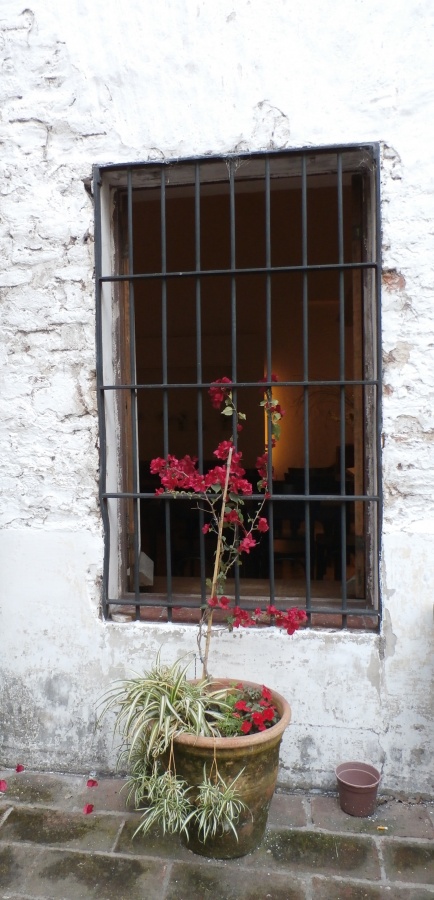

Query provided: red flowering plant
[150,375,307,687]
[215,683,281,737]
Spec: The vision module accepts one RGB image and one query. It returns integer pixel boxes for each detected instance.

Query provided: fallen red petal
[86,778,98,788]
[15,764,25,773]
[0,780,7,792]
[83,804,94,815]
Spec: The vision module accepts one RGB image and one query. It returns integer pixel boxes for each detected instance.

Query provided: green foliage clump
[98,655,250,843]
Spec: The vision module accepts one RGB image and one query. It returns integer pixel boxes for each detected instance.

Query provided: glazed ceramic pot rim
[174,678,291,750]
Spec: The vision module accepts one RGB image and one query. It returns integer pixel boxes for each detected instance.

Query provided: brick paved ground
[1,769,433,899]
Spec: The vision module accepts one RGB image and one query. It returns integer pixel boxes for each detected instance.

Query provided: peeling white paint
[1,0,434,795]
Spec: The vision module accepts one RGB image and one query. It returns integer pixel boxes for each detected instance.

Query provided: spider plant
[194,765,248,843]
[119,737,153,808]
[133,764,193,839]
[132,760,248,843]
[98,654,231,767]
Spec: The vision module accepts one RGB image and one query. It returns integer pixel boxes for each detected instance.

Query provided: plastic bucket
[336,761,381,817]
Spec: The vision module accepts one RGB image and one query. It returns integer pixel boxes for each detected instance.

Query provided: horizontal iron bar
[107,597,379,617]
[109,599,204,609]
[99,378,379,391]
[103,492,379,502]
[100,260,377,283]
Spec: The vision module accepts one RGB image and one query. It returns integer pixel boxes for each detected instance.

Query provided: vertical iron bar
[160,168,172,619]
[230,160,237,387]
[195,162,206,605]
[127,169,141,620]
[229,160,237,410]
[93,165,110,619]
[264,156,275,603]
[301,155,312,613]
[229,160,240,604]
[337,153,348,620]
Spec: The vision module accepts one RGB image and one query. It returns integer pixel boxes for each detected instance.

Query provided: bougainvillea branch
[151,375,306,679]
[201,445,233,678]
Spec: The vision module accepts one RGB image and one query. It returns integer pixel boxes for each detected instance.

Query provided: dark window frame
[93,144,382,629]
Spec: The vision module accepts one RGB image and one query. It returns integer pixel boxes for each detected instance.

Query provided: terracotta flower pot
[336,761,381,817]
[172,679,291,858]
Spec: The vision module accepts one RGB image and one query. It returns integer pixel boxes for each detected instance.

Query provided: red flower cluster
[208,376,232,409]
[259,373,279,384]
[264,605,308,635]
[208,598,308,634]
[231,684,279,734]
[208,595,231,609]
[150,451,253,498]
[150,454,201,492]
[238,534,257,554]
[213,440,233,460]
[232,606,256,627]
[224,509,242,526]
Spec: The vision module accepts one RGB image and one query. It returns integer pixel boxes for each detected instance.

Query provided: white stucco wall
[1,0,433,794]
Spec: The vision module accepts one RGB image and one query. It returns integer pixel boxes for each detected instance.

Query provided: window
[94,145,381,629]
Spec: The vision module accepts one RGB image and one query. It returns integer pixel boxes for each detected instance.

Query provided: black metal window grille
[94,145,382,629]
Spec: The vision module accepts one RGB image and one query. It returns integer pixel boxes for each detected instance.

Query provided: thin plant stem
[201,446,233,679]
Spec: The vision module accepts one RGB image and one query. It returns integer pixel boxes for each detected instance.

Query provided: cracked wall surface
[1,0,434,794]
